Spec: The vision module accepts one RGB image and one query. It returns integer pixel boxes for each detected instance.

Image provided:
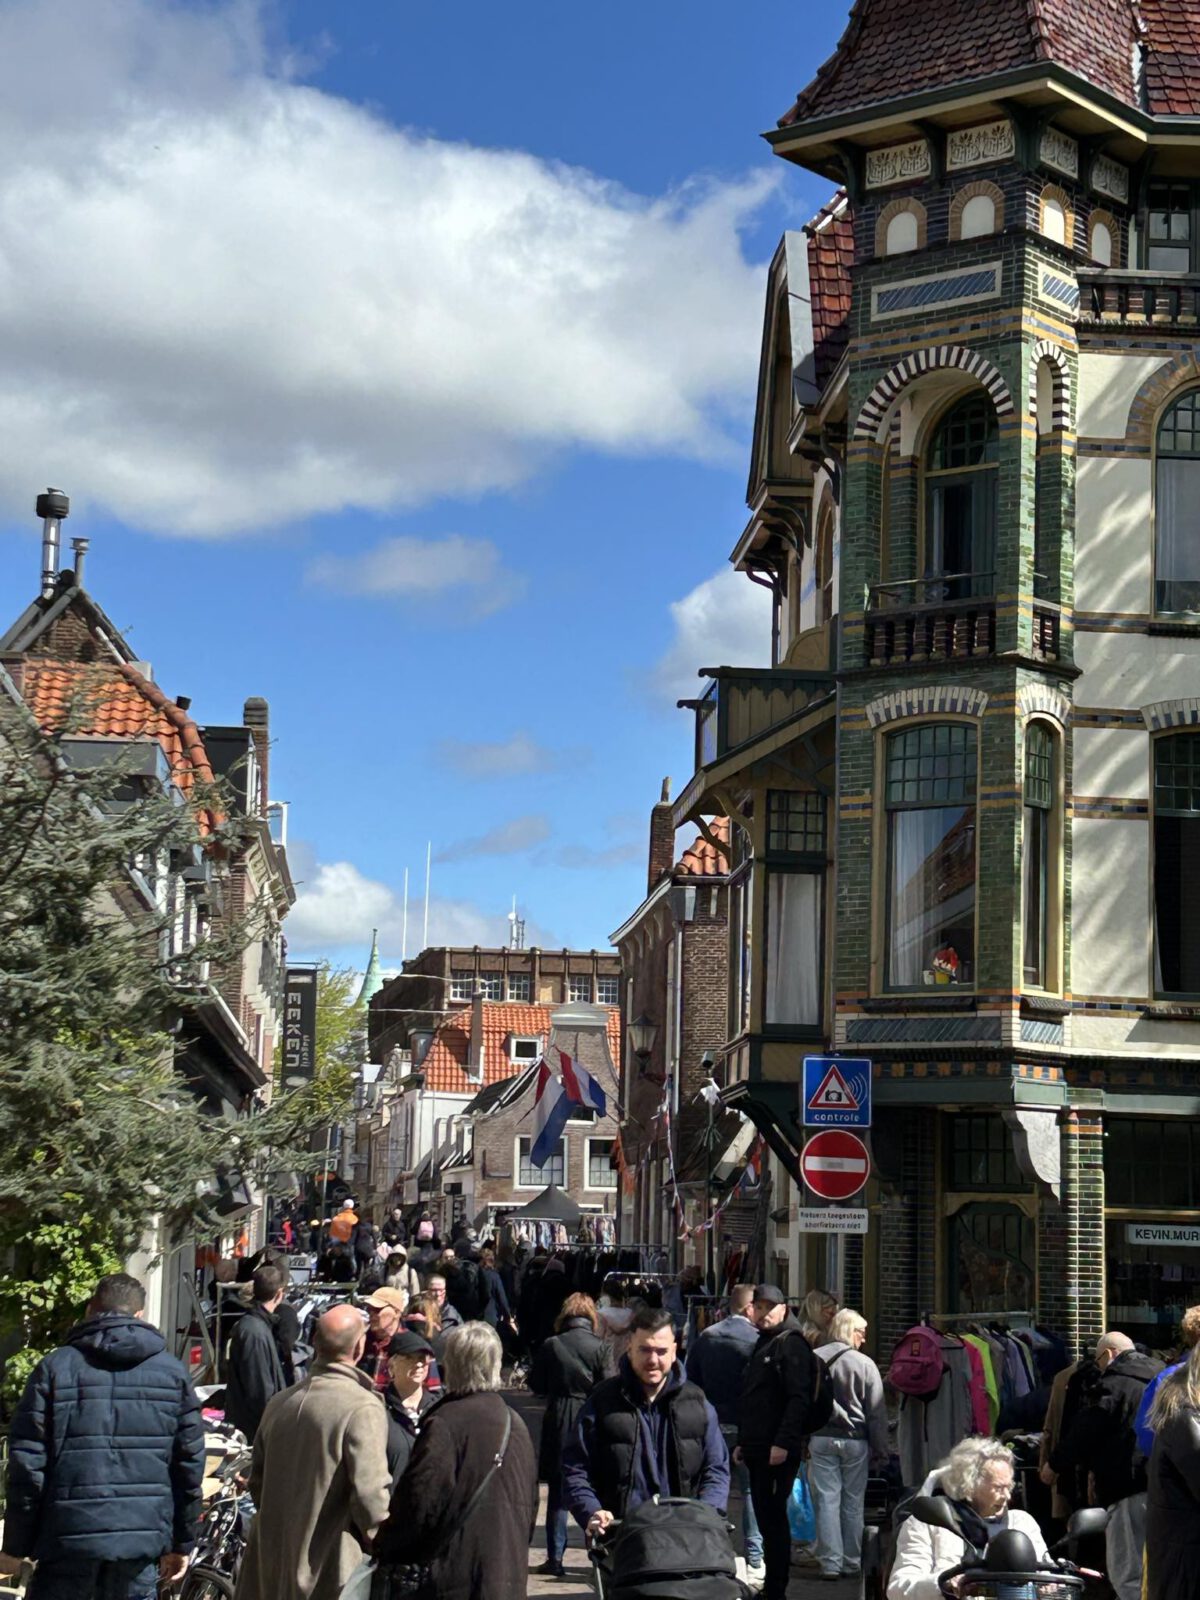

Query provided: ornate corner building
[666,0,1200,1349]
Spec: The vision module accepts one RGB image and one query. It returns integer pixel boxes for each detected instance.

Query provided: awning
[505,1184,583,1224]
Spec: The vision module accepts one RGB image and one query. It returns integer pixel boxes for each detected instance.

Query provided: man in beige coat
[235,1303,390,1600]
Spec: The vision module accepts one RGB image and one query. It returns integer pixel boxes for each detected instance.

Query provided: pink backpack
[886,1325,946,1398]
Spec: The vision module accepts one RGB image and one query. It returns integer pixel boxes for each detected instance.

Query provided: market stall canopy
[507,1184,582,1224]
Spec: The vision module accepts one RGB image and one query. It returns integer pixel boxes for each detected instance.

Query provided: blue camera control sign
[802,1056,872,1129]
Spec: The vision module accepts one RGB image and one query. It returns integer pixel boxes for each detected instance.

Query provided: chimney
[647,777,675,893]
[36,488,69,599]
[71,536,89,586]
[243,696,269,819]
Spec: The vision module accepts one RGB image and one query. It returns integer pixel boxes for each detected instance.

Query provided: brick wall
[471,1072,621,1215]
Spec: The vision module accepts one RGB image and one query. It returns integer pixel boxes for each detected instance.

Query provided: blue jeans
[546,1481,569,1565]
[27,1558,158,1600]
[808,1435,871,1575]
[721,1425,763,1566]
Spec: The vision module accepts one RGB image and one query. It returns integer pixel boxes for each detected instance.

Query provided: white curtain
[888,806,976,987]
[1156,458,1200,611]
[765,872,821,1025]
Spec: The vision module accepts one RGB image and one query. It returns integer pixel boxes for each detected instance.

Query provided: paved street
[514,1391,867,1600]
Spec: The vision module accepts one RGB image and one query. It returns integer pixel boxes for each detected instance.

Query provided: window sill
[1148,619,1200,636]
[1020,995,1069,1019]
[862,994,976,1013]
[761,1023,825,1039]
[1143,1001,1200,1019]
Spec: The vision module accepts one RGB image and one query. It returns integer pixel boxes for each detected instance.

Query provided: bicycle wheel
[179,1568,235,1600]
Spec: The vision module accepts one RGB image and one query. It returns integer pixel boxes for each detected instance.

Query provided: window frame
[516,1134,566,1189]
[449,969,475,1003]
[586,1136,618,1190]
[922,395,999,601]
[567,974,593,1004]
[761,792,826,1036]
[506,973,531,1002]
[1154,389,1200,618]
[597,976,620,1006]
[1152,731,1200,998]
[1144,181,1198,274]
[877,719,980,995]
[1021,719,1062,994]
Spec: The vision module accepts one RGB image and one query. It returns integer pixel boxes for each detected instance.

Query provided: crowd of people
[7,1227,1200,1600]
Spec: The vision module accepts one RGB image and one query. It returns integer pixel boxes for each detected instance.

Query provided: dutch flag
[530,1059,572,1171]
[556,1046,607,1118]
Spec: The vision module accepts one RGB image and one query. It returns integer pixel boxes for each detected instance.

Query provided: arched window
[1022,722,1058,989]
[815,504,835,623]
[1042,197,1067,246]
[1089,216,1114,266]
[960,194,997,240]
[1154,734,1200,995]
[886,210,919,255]
[885,723,977,991]
[925,395,998,599]
[1155,390,1200,614]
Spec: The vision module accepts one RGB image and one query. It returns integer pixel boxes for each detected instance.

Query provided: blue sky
[0,0,846,970]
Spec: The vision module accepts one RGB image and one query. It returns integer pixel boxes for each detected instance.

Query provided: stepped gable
[808,194,853,389]
[780,0,1142,126]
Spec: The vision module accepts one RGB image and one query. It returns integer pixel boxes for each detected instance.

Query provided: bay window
[763,790,825,1028]
[885,724,977,990]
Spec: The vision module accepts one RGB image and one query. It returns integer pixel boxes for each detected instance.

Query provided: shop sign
[282,966,318,1085]
[796,1207,869,1235]
[1126,1223,1200,1247]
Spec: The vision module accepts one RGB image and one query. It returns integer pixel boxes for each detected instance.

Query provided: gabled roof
[780,0,1155,127]
[807,195,853,392]
[418,1002,622,1096]
[0,572,138,663]
[10,659,220,832]
[1141,2,1200,115]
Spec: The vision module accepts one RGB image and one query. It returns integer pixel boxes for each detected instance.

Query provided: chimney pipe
[71,535,89,585]
[36,488,69,599]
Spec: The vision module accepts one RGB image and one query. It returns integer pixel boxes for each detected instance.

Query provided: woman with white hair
[373,1322,537,1599]
[810,1308,889,1579]
[887,1437,1049,1600]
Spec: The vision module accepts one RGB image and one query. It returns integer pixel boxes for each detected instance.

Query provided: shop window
[1022,723,1056,989]
[949,1113,1024,1190]
[1146,182,1195,273]
[884,723,977,990]
[1155,391,1200,615]
[1154,734,1200,995]
[763,870,822,1026]
[948,1203,1035,1314]
[767,790,826,856]
[925,396,998,600]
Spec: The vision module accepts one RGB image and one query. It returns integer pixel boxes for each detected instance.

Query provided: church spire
[355,928,384,1009]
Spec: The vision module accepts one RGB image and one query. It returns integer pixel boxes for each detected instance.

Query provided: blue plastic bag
[787,1466,815,1543]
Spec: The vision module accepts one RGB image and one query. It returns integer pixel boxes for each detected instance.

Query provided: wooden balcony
[865,575,996,667]
[1078,269,1200,329]
[683,667,834,769]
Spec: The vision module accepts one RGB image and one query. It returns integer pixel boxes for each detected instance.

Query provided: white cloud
[436,814,552,863]
[0,0,773,537]
[307,535,524,617]
[433,732,573,778]
[649,567,773,701]
[286,858,556,959]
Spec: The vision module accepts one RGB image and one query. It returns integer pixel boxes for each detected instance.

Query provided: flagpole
[422,840,431,952]
[402,868,409,962]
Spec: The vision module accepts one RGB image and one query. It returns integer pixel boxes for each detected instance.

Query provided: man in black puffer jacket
[562,1305,729,1538]
[0,1271,204,1600]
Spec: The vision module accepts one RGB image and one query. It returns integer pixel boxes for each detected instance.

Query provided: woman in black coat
[528,1293,610,1577]
[374,1322,536,1600]
[1146,1347,1200,1600]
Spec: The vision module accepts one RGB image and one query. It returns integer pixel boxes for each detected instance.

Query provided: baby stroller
[590,1498,749,1600]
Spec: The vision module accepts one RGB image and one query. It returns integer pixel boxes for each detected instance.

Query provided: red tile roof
[1142,2,1200,114]
[808,194,854,389]
[677,816,731,878]
[419,1002,622,1095]
[13,659,220,831]
[780,0,1151,126]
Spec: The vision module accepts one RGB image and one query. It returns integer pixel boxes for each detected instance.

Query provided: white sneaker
[744,1561,766,1592]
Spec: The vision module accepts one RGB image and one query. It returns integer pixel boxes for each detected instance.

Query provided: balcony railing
[1078,269,1200,329]
[684,667,834,769]
[865,574,996,667]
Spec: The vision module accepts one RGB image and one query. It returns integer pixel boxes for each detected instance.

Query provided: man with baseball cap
[358,1289,408,1392]
[737,1287,823,1600]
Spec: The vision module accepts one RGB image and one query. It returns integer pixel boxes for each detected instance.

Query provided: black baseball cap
[752,1284,785,1306]
[388,1330,434,1360]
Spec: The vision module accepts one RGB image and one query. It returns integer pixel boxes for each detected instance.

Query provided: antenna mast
[402,867,409,962]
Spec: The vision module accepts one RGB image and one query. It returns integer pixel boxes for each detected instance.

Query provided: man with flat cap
[737,1287,825,1600]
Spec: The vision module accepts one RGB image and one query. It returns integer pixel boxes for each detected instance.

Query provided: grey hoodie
[813,1340,889,1458]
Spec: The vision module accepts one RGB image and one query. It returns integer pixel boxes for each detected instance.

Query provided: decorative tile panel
[865,140,932,189]
[1038,270,1080,311]
[1091,155,1129,205]
[872,263,1000,321]
[865,685,989,728]
[947,120,1016,170]
[1040,128,1079,178]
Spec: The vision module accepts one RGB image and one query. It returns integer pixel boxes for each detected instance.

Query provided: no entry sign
[800,1129,871,1201]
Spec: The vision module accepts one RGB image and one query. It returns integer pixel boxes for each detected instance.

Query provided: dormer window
[509,1035,541,1067]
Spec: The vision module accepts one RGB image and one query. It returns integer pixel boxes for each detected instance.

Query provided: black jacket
[1147,1404,1200,1600]
[529,1316,610,1481]
[1054,1348,1163,1506]
[384,1386,436,1488]
[3,1313,204,1563]
[738,1313,820,1458]
[224,1303,286,1442]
